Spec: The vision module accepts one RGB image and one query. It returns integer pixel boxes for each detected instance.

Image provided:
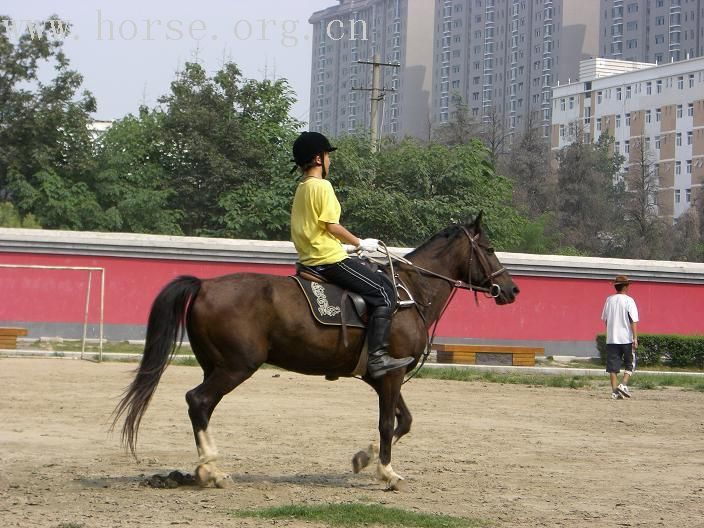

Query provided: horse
[113,213,519,490]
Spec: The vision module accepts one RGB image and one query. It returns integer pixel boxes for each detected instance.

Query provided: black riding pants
[313,257,396,310]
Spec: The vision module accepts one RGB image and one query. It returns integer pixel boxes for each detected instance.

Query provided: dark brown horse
[114,214,519,490]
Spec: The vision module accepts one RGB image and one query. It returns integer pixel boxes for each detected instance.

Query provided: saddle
[292,261,379,380]
[293,263,368,327]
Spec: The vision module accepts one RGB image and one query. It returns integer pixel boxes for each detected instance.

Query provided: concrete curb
[2,349,703,377]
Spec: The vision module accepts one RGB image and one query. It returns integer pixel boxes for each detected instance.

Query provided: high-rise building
[308,0,435,139]
[430,0,599,141]
[551,57,704,219]
[599,0,704,64]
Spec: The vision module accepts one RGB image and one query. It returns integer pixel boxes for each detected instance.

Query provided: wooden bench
[434,343,544,367]
[0,327,28,350]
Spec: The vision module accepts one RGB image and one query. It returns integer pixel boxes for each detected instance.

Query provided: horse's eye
[486,247,495,255]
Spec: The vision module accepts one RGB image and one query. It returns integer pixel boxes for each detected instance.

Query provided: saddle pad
[291,276,366,328]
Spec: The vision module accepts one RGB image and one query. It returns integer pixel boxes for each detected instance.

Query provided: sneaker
[611,391,623,400]
[617,384,631,398]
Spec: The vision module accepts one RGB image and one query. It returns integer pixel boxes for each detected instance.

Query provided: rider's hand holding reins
[357,238,379,252]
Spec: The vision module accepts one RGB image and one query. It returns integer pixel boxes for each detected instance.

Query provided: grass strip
[232,503,488,528]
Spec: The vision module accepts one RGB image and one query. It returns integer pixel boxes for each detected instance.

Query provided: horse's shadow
[81,470,379,490]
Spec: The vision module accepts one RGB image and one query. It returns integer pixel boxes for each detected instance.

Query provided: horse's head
[461,212,519,305]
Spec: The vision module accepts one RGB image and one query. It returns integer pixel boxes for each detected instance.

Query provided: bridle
[391,225,508,299]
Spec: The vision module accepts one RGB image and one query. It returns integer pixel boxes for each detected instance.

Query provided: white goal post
[0,264,105,361]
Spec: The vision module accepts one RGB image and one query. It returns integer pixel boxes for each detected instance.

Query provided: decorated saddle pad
[291,276,367,328]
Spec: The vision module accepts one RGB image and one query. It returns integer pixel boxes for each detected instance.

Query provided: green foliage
[596,333,704,368]
[0,16,99,229]
[233,503,486,528]
[0,201,41,228]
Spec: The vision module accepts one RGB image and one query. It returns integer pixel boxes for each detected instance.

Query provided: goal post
[0,264,105,361]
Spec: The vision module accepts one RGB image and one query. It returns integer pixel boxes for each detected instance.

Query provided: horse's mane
[406,224,467,259]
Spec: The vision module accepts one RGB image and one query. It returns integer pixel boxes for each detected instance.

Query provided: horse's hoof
[352,450,371,473]
[195,464,213,487]
[214,474,233,489]
[386,476,407,492]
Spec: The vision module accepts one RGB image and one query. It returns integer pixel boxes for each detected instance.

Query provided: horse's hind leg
[186,367,255,488]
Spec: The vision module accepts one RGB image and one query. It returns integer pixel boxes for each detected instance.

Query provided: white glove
[342,244,357,253]
[357,238,379,252]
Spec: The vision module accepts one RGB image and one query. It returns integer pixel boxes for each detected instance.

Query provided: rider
[290,131,414,379]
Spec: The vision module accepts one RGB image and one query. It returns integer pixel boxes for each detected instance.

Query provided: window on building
[596,118,602,131]
[627,2,638,13]
[656,16,665,26]
[656,108,662,122]
[686,189,692,203]
[626,86,632,98]
[677,105,683,118]
[676,132,682,146]
[568,97,574,109]
[627,39,637,49]
[656,80,662,93]
[655,34,665,44]
[626,112,631,126]
[616,87,622,100]
[645,137,651,150]
[686,160,692,174]
[646,82,652,95]
[676,161,682,175]
[675,189,681,204]
[645,110,652,123]
[687,131,693,145]
[559,124,565,138]
[597,91,603,104]
[689,74,695,88]
[616,114,621,128]
[655,135,661,149]
[688,103,694,116]
[678,76,684,89]
[627,21,638,31]
[615,141,620,153]
[625,140,630,154]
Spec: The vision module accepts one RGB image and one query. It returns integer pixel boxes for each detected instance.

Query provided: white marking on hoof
[376,462,405,491]
[196,429,218,464]
[195,461,231,488]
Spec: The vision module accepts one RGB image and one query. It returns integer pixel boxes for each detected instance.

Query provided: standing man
[601,275,639,399]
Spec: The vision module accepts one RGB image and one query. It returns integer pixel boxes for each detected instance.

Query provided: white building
[551,57,704,219]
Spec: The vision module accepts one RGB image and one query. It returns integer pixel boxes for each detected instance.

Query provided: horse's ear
[472,211,484,230]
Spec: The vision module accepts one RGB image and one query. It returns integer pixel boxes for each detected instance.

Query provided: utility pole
[353,54,400,151]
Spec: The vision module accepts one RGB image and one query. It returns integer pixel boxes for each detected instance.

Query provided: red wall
[1,251,703,342]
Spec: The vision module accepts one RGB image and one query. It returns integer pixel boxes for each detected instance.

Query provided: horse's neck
[401,249,463,327]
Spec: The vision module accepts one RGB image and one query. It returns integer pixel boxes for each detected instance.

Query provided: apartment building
[308,0,435,139]
[431,0,599,140]
[551,57,704,219]
[599,0,704,64]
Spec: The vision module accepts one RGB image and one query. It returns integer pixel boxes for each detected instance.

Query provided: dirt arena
[2,358,703,528]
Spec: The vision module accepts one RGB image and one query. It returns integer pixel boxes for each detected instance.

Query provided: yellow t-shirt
[291,177,348,266]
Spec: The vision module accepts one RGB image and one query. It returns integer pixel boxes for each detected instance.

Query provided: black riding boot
[366,307,414,379]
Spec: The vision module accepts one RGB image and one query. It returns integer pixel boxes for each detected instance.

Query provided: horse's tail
[112,275,202,456]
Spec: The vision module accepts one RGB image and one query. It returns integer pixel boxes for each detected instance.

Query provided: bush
[596,334,704,369]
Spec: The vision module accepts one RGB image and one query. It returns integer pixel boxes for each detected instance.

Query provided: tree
[432,93,475,146]
[0,16,100,229]
[555,126,625,255]
[155,62,301,237]
[0,201,41,228]
[620,134,668,259]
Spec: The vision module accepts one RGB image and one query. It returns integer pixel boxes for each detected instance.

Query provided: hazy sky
[5,0,335,125]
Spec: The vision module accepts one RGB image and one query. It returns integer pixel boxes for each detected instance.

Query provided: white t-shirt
[601,293,639,344]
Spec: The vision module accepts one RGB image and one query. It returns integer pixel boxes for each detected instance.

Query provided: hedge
[596,334,704,369]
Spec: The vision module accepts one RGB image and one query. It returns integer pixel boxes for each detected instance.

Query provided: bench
[434,343,544,367]
[0,327,28,350]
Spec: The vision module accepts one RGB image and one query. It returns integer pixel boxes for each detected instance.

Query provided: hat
[613,275,631,285]
[291,131,337,167]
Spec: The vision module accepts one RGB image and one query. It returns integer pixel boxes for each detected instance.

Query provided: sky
[5,0,335,126]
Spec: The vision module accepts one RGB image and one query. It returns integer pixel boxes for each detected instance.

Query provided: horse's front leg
[374,372,406,491]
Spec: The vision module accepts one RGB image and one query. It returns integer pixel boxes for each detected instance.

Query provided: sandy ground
[1,358,703,528]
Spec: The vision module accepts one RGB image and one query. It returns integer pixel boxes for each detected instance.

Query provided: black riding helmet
[291,131,337,174]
